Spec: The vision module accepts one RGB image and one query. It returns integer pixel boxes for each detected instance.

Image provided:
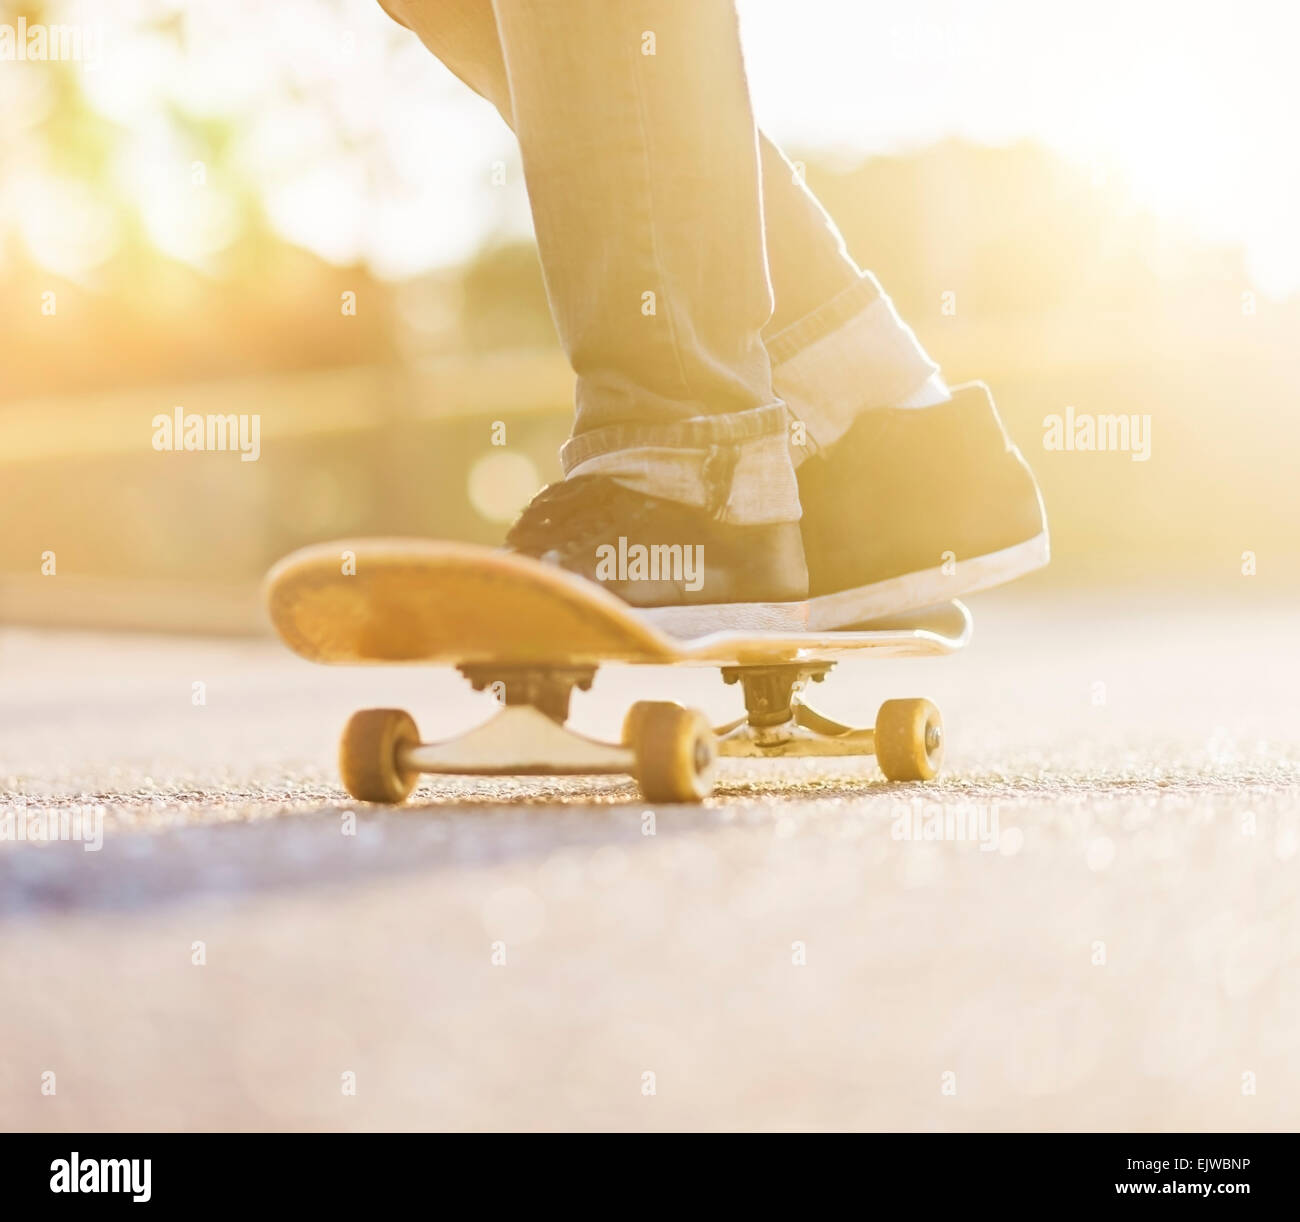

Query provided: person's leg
[384,0,799,530]
[379,0,1048,623]
[379,0,942,457]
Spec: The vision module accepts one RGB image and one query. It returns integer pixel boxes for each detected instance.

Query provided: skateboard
[265,539,971,803]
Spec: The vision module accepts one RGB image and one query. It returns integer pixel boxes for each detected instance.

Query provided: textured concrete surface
[1,589,1298,1131]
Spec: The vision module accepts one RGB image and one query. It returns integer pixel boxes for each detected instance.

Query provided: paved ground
[1,589,1297,1131]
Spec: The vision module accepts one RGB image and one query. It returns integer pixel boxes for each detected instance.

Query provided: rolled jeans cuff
[768,271,939,457]
[557,275,936,526]
[561,403,800,526]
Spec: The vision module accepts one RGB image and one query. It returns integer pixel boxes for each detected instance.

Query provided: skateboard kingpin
[265,539,970,803]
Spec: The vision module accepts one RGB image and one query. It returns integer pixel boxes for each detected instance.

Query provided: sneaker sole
[640,531,1050,638]
[804,530,1050,630]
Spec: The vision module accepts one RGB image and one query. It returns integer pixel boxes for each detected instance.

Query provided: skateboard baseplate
[265,539,971,803]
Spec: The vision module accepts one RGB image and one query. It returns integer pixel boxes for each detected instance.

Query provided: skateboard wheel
[622,700,683,746]
[875,698,943,782]
[632,703,717,803]
[339,708,421,803]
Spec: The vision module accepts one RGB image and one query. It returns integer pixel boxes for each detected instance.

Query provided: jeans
[380,0,939,525]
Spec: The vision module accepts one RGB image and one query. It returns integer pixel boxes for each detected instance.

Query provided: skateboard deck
[265,538,971,803]
[266,538,971,667]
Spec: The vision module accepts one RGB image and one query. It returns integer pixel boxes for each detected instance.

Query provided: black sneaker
[796,381,1049,628]
[505,475,809,634]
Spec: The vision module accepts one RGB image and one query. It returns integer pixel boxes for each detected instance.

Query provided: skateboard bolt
[925,724,942,754]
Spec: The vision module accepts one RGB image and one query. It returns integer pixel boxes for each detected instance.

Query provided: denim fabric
[381,0,938,523]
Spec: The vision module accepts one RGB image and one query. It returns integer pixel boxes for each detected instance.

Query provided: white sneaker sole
[803,531,1051,629]
[640,531,1050,638]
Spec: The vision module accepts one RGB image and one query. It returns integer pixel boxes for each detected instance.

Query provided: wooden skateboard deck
[265,538,970,804]
[265,538,971,668]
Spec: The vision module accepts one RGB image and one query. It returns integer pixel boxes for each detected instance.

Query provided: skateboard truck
[714,662,941,762]
[458,664,595,724]
[337,661,944,805]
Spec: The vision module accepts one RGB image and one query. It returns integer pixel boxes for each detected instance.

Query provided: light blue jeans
[381,0,938,524]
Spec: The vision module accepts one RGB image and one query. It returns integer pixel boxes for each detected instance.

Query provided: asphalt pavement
[1,589,1297,1130]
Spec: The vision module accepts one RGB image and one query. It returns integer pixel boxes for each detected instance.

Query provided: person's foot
[505,475,809,633]
[796,381,1049,628]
